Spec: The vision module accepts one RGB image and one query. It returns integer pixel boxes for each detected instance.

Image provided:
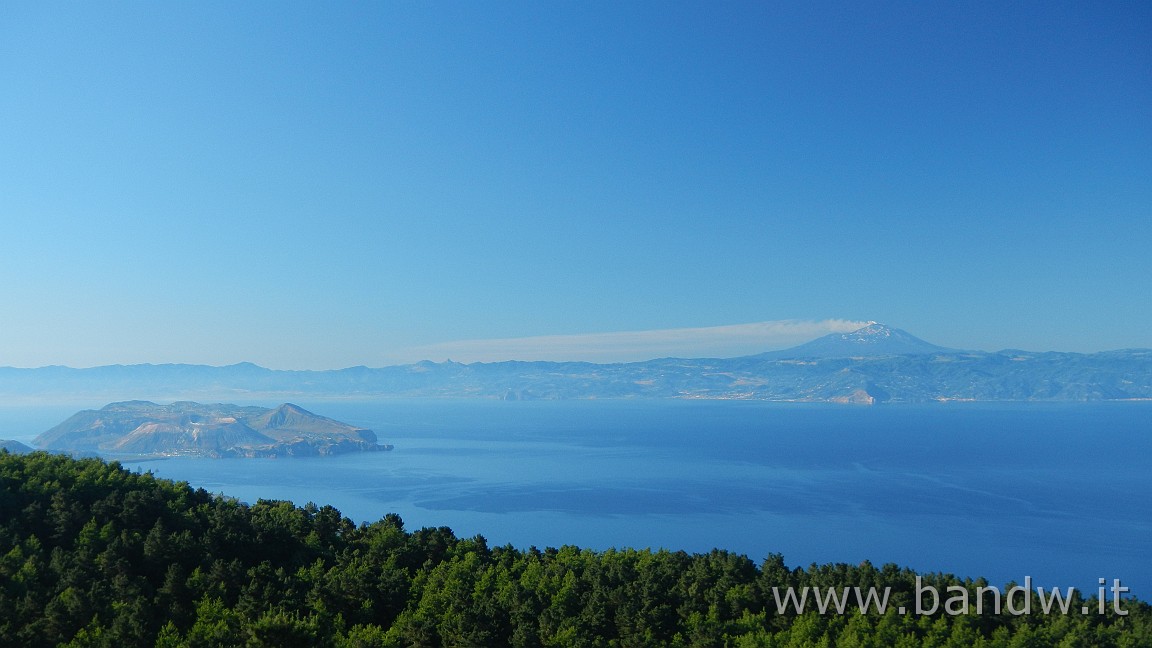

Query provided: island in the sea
[33,401,392,458]
[0,439,32,454]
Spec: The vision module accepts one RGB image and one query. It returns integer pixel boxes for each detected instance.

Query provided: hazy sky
[1,2,1149,368]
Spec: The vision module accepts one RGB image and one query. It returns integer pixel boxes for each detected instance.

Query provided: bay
[4,399,1150,598]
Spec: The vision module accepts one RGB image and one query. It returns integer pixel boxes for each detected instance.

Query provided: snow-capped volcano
[759,323,957,358]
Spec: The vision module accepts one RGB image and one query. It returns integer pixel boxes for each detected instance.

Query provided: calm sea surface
[4,399,1150,597]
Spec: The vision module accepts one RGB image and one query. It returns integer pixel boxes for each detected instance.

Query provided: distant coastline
[0,325,1149,404]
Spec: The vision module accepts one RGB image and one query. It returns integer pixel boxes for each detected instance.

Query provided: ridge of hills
[0,439,32,453]
[32,401,391,458]
[1,324,1150,404]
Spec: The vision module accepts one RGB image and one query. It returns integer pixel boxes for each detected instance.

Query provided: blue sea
[4,399,1150,598]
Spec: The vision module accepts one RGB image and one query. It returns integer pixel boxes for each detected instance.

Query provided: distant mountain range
[33,401,391,458]
[1,324,1149,404]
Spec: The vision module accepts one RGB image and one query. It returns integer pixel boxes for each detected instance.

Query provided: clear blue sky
[1,1,1149,368]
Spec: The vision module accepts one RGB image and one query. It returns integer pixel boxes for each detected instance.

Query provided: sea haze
[5,399,1149,597]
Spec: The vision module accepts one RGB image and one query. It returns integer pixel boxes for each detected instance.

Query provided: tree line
[2,450,1149,647]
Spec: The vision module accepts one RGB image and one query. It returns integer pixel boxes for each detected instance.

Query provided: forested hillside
[2,451,1149,647]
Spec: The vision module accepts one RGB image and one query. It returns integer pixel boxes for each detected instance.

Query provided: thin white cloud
[403,319,874,364]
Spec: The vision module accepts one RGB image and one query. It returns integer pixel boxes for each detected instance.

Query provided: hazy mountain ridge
[754,323,959,358]
[0,439,32,454]
[2,325,1150,403]
[33,401,391,458]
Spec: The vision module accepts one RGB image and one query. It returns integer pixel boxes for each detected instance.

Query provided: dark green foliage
[2,450,1149,647]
